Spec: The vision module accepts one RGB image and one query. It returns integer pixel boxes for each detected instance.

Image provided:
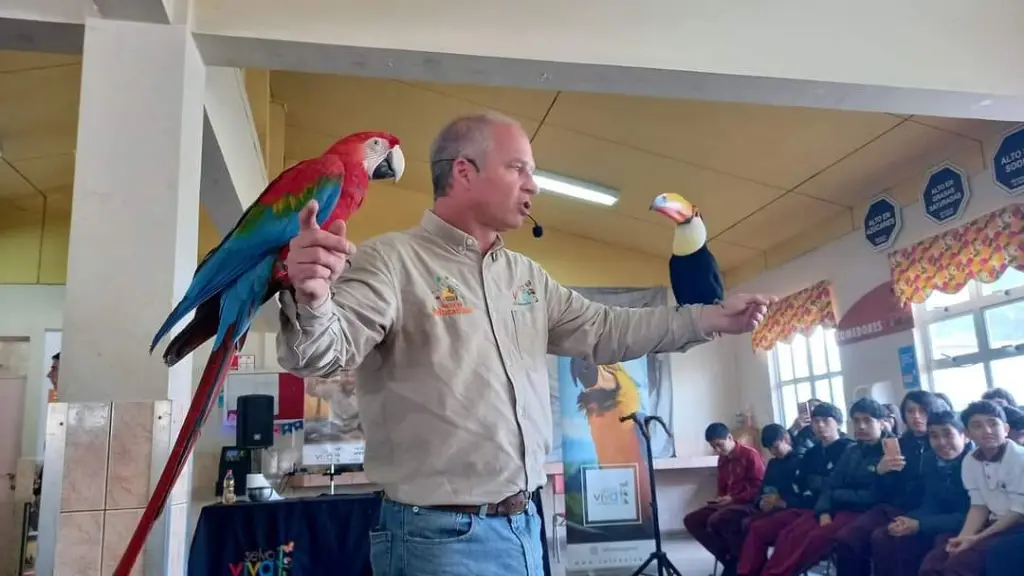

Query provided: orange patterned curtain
[751,280,838,351]
[889,204,1024,307]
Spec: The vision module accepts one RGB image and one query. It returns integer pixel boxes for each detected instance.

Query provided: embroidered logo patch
[431,275,473,317]
[512,280,539,306]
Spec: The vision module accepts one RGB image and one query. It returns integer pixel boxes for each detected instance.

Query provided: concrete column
[43,17,205,576]
[62,17,203,405]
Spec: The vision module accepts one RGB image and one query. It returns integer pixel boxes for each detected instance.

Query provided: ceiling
[0,49,1017,280]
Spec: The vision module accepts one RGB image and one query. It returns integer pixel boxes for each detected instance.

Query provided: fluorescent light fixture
[533,170,619,207]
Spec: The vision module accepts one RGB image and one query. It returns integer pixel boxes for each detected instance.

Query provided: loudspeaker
[236,394,275,449]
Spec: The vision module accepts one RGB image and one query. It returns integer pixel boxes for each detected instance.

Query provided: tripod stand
[620,412,682,576]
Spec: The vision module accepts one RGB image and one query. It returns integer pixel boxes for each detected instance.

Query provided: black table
[189,491,552,575]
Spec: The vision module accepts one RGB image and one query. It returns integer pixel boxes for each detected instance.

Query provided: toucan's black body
[669,244,723,306]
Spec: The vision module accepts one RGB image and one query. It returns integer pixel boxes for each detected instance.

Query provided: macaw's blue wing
[669,244,724,306]
[150,170,344,352]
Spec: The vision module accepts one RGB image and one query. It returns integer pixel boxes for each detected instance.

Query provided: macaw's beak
[372,145,405,183]
[650,193,696,225]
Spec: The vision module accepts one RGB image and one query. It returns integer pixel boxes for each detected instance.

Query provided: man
[738,402,853,575]
[869,409,972,576]
[789,398,823,457]
[46,352,59,403]
[1003,405,1024,444]
[276,112,772,576]
[683,422,766,575]
[832,390,943,576]
[981,388,1017,408]
[758,398,888,576]
[919,400,1024,576]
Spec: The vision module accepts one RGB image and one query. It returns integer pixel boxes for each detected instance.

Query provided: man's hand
[877,455,906,474]
[887,516,920,537]
[712,495,733,507]
[699,294,774,336]
[819,513,832,527]
[759,494,778,512]
[286,200,356,307]
[946,534,978,555]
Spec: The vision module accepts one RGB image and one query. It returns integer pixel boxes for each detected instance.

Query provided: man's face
[811,416,838,440]
[904,400,929,434]
[851,412,883,442]
[47,359,59,387]
[468,122,538,232]
[709,436,735,456]
[967,414,1008,451]
[928,424,966,460]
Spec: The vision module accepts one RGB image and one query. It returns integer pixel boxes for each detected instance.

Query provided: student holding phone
[831,391,944,576]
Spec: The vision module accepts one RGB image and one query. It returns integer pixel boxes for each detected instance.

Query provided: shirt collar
[420,210,504,254]
[972,442,1008,463]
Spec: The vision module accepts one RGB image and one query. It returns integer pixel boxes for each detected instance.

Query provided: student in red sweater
[684,422,766,573]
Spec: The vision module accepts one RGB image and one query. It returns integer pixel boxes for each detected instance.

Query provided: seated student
[985,524,1024,574]
[981,387,1017,408]
[738,402,854,576]
[1003,405,1024,445]
[755,398,889,576]
[869,409,972,576]
[709,424,801,576]
[881,403,901,436]
[832,390,943,576]
[789,398,824,458]
[935,392,954,412]
[919,400,1024,576]
[684,422,766,571]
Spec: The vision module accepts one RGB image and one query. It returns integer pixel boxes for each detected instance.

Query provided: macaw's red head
[326,131,405,184]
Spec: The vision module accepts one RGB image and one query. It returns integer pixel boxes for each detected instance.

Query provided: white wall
[729,131,1020,427]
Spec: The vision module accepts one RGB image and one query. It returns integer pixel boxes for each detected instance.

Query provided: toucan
[650,193,724,306]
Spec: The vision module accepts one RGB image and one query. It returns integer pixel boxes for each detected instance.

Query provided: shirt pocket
[510,307,544,362]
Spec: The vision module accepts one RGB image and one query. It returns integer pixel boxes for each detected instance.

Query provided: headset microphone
[527,214,544,238]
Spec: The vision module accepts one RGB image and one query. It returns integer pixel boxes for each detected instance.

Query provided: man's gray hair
[429,111,520,198]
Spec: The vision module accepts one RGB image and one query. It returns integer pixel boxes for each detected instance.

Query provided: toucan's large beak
[372,145,405,183]
[650,193,696,225]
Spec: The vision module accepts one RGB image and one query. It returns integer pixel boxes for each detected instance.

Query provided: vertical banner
[556,286,672,571]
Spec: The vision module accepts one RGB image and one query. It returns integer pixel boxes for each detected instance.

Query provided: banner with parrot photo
[552,286,674,570]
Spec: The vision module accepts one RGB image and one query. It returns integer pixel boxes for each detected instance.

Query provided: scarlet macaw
[113,131,404,575]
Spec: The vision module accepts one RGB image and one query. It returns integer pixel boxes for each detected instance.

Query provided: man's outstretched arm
[542,267,768,364]
[277,242,399,377]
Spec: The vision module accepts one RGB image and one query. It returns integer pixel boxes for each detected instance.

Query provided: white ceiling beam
[192,0,1024,121]
[92,0,171,24]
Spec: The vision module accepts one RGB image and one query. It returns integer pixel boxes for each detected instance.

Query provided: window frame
[914,273,1024,399]
[768,326,844,426]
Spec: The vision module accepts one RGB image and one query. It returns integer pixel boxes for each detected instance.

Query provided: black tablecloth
[189,491,552,576]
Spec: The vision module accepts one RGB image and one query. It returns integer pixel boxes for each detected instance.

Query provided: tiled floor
[550,535,830,576]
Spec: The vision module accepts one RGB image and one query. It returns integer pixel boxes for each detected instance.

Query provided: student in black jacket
[754,398,888,576]
[869,410,972,576]
[737,402,854,576]
[711,424,801,576]
[789,398,824,458]
[831,390,944,576]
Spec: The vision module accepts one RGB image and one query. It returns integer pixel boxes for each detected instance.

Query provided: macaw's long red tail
[113,325,243,576]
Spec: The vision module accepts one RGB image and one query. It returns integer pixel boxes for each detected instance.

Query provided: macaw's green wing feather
[151,158,345,351]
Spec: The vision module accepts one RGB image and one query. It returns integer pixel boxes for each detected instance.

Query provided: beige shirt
[277,210,712,506]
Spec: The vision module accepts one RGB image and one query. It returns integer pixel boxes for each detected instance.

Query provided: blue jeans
[369,498,545,575]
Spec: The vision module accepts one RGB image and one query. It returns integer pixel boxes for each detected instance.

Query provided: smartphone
[883,437,901,458]
[798,401,811,418]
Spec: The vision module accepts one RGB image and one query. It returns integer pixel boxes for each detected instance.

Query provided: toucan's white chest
[672,217,708,256]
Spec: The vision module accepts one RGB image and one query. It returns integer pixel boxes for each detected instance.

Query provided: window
[916,268,1024,410]
[770,326,845,426]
